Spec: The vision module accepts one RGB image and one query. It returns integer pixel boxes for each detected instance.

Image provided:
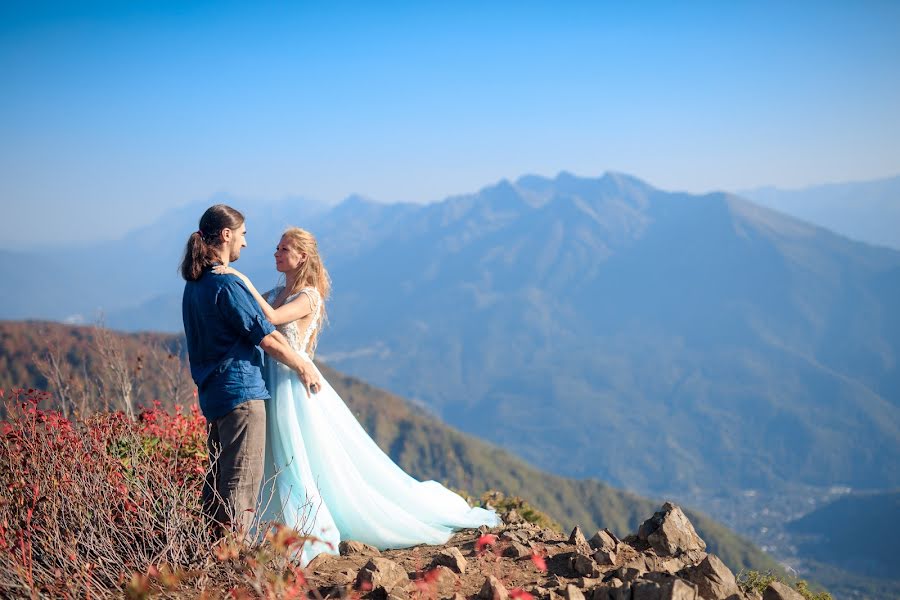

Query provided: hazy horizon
[3,168,900,252]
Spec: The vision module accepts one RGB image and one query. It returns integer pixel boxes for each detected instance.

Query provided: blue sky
[2,1,899,246]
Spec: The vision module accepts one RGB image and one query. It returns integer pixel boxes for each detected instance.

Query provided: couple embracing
[180,204,498,566]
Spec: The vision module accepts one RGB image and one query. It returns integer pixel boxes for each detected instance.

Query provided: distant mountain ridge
[2,172,899,513]
[739,174,900,250]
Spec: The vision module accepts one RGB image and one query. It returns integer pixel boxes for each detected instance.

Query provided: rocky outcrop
[305,503,795,600]
[635,502,706,557]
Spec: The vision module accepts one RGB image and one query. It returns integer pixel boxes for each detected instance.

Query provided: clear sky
[2,1,899,246]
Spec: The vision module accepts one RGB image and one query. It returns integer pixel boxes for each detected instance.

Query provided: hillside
[787,490,900,581]
[0,320,777,574]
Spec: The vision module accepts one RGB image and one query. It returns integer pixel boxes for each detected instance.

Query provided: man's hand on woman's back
[259,331,322,394]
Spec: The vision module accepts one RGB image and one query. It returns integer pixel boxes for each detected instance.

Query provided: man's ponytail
[180,205,245,281]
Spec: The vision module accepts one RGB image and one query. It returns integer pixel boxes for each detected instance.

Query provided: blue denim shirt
[182,267,276,421]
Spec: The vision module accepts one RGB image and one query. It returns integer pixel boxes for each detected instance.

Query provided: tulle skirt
[258,357,500,565]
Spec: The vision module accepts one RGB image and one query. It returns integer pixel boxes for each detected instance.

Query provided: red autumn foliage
[510,588,535,600]
[0,388,317,598]
[475,533,498,554]
[530,549,547,572]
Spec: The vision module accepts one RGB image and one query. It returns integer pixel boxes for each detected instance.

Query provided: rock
[606,580,631,600]
[763,581,805,600]
[540,528,568,543]
[451,594,467,600]
[570,527,591,552]
[595,578,630,600]
[610,567,644,583]
[618,556,651,578]
[590,529,619,552]
[679,554,740,600]
[632,579,662,600]
[337,568,357,583]
[668,579,699,600]
[501,529,529,544]
[593,549,617,567]
[355,557,411,598]
[573,553,600,577]
[503,541,533,559]
[432,546,468,574]
[306,552,336,571]
[546,574,564,588]
[340,540,381,556]
[430,565,455,584]
[564,584,586,600]
[656,551,707,575]
[637,503,706,557]
[636,574,698,600]
[479,575,510,600]
[589,586,611,600]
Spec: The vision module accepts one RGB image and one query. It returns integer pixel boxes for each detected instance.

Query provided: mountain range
[2,171,899,555]
[740,175,900,250]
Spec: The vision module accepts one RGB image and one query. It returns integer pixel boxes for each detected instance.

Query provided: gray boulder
[564,584,587,600]
[503,541,533,559]
[679,554,740,600]
[637,503,706,556]
[355,557,411,599]
[570,526,591,552]
[590,529,619,552]
[573,552,600,577]
[479,575,509,600]
[432,546,468,574]
[593,549,617,567]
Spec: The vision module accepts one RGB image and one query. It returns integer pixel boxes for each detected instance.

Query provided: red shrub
[0,389,315,598]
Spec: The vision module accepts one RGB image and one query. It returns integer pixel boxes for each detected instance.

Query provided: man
[180,204,320,534]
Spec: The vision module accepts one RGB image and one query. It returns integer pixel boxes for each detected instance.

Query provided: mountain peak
[475,179,529,212]
[339,193,379,207]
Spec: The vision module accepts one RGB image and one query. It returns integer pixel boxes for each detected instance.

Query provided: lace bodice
[267,286,321,357]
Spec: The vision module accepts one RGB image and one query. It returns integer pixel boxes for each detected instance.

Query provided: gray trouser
[203,399,266,533]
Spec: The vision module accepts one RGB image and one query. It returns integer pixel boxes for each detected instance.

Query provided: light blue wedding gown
[258,286,500,565]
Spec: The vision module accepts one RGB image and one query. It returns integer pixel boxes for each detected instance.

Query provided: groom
[181,204,320,534]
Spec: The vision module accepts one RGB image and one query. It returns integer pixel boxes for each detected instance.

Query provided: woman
[213,227,499,565]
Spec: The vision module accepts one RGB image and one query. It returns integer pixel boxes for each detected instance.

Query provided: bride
[214,227,499,565]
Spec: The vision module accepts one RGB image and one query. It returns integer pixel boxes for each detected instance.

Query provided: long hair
[281,227,331,355]
[180,205,245,281]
